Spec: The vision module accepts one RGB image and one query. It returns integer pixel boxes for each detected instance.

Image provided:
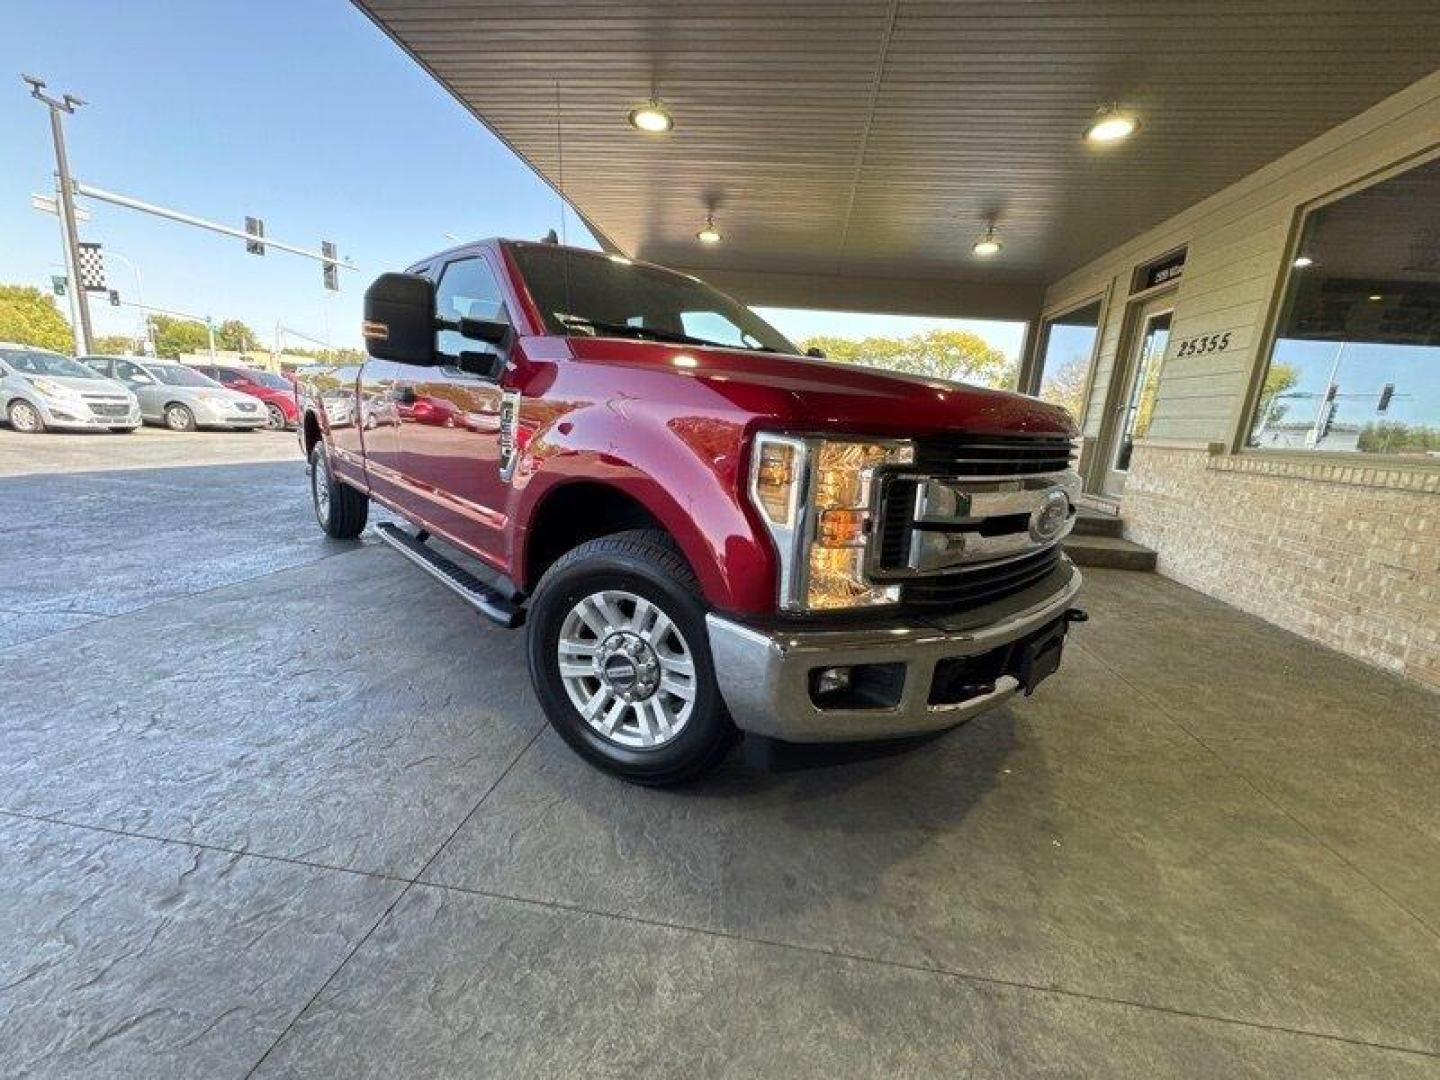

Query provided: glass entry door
[1102,299,1173,498]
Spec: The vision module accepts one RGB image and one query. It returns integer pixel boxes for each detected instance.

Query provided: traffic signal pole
[25,76,93,353]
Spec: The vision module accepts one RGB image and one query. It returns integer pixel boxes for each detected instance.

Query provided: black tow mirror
[458,316,512,348]
[362,272,436,365]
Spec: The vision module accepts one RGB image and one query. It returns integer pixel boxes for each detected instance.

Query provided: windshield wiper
[555,315,743,352]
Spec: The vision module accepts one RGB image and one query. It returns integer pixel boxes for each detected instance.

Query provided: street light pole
[103,250,151,350]
[24,75,93,354]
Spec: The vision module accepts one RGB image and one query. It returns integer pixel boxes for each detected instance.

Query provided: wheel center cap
[596,632,661,701]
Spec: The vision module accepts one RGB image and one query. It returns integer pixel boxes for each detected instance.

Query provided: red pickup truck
[297,239,1084,785]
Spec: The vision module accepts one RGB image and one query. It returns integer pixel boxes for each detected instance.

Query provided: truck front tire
[310,442,368,539]
[527,529,737,785]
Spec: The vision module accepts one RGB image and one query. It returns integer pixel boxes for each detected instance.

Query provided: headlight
[196,391,228,405]
[30,377,78,401]
[749,433,913,611]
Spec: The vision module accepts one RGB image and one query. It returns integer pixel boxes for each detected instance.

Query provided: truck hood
[564,337,1076,438]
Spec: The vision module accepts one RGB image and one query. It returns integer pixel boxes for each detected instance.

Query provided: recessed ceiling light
[696,213,722,245]
[627,98,673,133]
[1368,293,1383,302]
[1085,106,1139,145]
[607,254,633,265]
[1292,255,1314,268]
[972,224,1002,257]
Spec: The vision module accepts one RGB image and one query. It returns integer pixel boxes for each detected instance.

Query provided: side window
[680,310,755,349]
[216,369,242,386]
[435,256,507,361]
[113,359,148,383]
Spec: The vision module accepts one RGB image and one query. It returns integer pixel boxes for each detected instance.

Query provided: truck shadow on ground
[522,704,1031,939]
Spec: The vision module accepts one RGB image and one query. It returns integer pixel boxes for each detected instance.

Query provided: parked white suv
[0,344,140,433]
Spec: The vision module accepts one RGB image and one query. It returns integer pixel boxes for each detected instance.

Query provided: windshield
[1,349,100,379]
[150,365,222,388]
[507,243,800,355]
[248,370,293,390]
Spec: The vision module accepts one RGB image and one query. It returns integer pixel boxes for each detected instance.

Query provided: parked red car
[297,239,1085,785]
[193,364,299,430]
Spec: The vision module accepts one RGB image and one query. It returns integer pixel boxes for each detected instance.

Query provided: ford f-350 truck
[297,239,1085,785]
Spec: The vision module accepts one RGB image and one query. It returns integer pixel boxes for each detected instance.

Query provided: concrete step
[1062,533,1157,571]
[1071,511,1125,538]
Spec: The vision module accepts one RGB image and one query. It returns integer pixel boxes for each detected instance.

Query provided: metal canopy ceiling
[356,0,1440,315]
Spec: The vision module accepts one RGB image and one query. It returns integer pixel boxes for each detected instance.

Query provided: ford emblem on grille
[1029,490,1070,543]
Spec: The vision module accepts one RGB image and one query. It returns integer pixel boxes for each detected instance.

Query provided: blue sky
[0,1,1022,357]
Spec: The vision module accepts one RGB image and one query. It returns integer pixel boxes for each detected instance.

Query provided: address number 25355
[1174,331,1232,358]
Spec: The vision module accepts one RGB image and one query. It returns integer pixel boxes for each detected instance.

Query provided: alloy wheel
[557,589,697,749]
[311,449,331,526]
[9,401,41,433]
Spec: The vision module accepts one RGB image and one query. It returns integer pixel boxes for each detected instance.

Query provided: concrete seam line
[240,720,546,1079]
[1071,636,1440,947]
[0,806,410,886]
[409,878,1440,1064]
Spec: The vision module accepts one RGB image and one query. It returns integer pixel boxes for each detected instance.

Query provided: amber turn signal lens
[753,439,798,527]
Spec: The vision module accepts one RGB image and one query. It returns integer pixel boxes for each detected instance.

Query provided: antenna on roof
[554,79,572,320]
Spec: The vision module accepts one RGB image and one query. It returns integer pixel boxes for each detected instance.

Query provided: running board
[374,522,524,629]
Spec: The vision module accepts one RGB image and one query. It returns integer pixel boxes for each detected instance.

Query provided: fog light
[815,667,852,696]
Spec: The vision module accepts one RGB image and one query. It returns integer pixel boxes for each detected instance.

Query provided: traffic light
[322,241,338,291]
[1377,383,1395,413]
[108,289,120,307]
[245,216,266,255]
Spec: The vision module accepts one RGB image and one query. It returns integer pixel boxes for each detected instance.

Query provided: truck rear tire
[310,441,368,539]
[526,529,738,785]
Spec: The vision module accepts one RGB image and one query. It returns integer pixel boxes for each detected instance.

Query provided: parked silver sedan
[80,356,268,431]
[0,343,141,433]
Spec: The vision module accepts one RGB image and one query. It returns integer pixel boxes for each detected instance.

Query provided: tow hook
[1064,607,1089,624]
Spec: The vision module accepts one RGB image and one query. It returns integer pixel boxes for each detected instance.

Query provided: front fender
[510,402,777,616]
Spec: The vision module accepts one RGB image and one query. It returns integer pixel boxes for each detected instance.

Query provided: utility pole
[24,75,93,354]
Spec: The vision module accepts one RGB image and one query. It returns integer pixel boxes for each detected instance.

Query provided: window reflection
[1249,155,1440,457]
[1035,299,1101,419]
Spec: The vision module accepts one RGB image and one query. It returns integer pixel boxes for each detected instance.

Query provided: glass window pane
[436,257,506,359]
[1249,155,1440,457]
[1035,299,1101,418]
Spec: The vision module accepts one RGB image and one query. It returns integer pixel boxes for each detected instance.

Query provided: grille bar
[899,547,1061,608]
[872,432,1076,612]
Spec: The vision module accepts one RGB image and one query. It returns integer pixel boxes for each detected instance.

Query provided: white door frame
[1089,288,1177,499]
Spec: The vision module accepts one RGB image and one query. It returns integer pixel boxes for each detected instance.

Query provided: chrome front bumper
[706,560,1083,742]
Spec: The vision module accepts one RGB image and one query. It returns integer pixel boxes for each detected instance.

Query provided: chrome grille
[872,433,1078,610]
[87,402,131,418]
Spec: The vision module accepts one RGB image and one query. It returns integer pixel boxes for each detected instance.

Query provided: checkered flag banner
[77,242,107,291]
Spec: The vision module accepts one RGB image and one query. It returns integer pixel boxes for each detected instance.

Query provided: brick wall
[1123,444,1440,691]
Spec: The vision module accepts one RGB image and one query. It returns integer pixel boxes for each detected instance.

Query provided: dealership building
[358,2,1440,691]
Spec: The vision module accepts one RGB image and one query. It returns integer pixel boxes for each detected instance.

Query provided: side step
[1071,511,1124,538]
[374,522,525,628]
[1062,533,1157,571]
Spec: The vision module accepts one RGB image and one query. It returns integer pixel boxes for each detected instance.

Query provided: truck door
[391,252,511,567]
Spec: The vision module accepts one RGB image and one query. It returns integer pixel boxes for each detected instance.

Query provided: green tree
[1038,355,1089,419]
[800,328,1015,388]
[1257,362,1300,425]
[283,345,365,364]
[147,315,210,358]
[215,318,259,352]
[0,285,74,352]
[91,333,138,356]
